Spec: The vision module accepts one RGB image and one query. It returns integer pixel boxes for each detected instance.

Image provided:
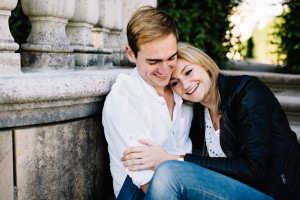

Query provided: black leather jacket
[185,74,300,200]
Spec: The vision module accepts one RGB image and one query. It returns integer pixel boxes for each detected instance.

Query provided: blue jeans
[117,175,145,200]
[144,161,274,200]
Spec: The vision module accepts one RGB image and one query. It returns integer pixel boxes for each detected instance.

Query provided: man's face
[126,34,177,90]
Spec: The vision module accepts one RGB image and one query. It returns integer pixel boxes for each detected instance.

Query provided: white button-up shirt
[102,68,193,196]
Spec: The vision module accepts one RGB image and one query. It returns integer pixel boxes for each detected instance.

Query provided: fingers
[121,152,141,161]
[123,146,146,156]
[123,158,142,167]
[138,139,156,146]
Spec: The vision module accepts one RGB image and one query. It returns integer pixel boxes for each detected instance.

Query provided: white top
[102,68,193,196]
[204,108,226,158]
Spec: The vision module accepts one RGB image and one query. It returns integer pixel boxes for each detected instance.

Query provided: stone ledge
[0,67,132,104]
[0,67,132,128]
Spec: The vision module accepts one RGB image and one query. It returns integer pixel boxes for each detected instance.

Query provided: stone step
[222,70,300,95]
[276,94,300,123]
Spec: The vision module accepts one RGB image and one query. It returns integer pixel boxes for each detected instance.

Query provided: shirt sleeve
[102,81,154,188]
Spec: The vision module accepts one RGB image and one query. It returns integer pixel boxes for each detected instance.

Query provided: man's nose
[158,61,171,75]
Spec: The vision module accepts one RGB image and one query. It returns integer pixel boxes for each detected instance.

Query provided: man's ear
[126,45,136,63]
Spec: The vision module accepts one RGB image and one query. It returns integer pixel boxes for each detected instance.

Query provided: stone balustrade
[0,0,156,199]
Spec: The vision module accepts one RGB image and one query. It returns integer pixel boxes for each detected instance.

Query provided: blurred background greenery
[9,0,300,73]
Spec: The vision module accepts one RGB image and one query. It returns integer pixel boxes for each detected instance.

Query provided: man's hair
[177,42,221,106]
[127,6,178,57]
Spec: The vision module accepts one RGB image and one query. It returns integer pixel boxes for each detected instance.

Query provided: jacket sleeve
[102,85,154,189]
[185,77,273,186]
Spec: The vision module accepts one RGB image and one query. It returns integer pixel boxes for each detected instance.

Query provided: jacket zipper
[281,148,292,184]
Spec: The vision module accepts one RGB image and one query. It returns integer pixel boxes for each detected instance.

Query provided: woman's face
[170,58,212,103]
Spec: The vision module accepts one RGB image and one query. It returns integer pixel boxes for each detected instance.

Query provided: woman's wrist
[177,155,185,161]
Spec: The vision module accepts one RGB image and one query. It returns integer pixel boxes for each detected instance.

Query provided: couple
[102,6,300,200]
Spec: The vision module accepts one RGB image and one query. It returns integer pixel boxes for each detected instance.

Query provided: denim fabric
[144,161,274,200]
[117,175,145,200]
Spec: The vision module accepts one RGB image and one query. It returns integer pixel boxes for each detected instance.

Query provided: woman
[122,42,300,199]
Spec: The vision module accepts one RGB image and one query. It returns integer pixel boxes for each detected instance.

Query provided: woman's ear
[125,45,136,63]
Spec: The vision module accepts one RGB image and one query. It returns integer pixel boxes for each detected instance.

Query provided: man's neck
[154,86,175,119]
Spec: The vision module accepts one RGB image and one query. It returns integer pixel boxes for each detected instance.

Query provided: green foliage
[9,0,31,53]
[158,0,242,68]
[272,0,300,74]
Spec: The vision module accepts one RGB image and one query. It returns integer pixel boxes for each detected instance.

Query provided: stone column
[107,0,123,66]
[91,0,114,66]
[0,0,21,73]
[21,0,76,71]
[66,0,107,69]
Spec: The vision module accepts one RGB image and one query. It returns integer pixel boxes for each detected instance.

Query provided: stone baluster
[66,0,107,69]
[92,0,114,66]
[107,0,123,66]
[0,0,20,73]
[21,0,75,71]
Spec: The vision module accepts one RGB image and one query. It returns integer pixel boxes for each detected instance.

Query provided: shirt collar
[133,67,183,107]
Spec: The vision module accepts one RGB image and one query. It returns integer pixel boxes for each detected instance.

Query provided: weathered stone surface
[0,53,21,73]
[21,52,75,71]
[14,115,114,200]
[66,0,100,69]
[0,130,14,200]
[0,0,19,52]
[21,0,76,70]
[0,68,132,128]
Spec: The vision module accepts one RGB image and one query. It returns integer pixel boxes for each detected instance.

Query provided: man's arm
[102,81,154,189]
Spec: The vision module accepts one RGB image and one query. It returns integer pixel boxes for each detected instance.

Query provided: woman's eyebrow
[181,65,190,74]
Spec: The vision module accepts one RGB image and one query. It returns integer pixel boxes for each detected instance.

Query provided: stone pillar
[21,0,76,71]
[66,0,107,69]
[106,0,123,66]
[91,0,114,66]
[0,0,21,73]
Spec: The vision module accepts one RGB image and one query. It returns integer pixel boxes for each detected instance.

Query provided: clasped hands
[121,139,179,171]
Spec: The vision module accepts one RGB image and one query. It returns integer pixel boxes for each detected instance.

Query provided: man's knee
[153,160,184,180]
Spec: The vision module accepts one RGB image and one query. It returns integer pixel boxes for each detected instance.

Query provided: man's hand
[121,139,179,171]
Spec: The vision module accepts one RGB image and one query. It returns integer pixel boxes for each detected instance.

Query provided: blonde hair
[127,6,178,57]
[177,42,221,108]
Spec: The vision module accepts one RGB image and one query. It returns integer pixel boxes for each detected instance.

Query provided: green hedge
[273,0,300,74]
[158,0,242,69]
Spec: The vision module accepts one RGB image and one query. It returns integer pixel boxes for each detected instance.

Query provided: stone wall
[0,0,156,199]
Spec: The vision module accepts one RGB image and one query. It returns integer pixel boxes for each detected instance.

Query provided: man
[102,6,193,199]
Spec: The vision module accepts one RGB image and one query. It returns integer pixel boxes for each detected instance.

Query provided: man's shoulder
[105,70,147,108]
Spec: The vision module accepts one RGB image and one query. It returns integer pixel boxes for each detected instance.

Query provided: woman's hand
[121,139,179,171]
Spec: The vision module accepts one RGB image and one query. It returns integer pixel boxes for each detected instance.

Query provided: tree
[157,0,242,69]
[273,0,300,74]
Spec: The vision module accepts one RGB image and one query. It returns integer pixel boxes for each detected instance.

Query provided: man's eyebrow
[145,51,178,62]
[168,51,178,60]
